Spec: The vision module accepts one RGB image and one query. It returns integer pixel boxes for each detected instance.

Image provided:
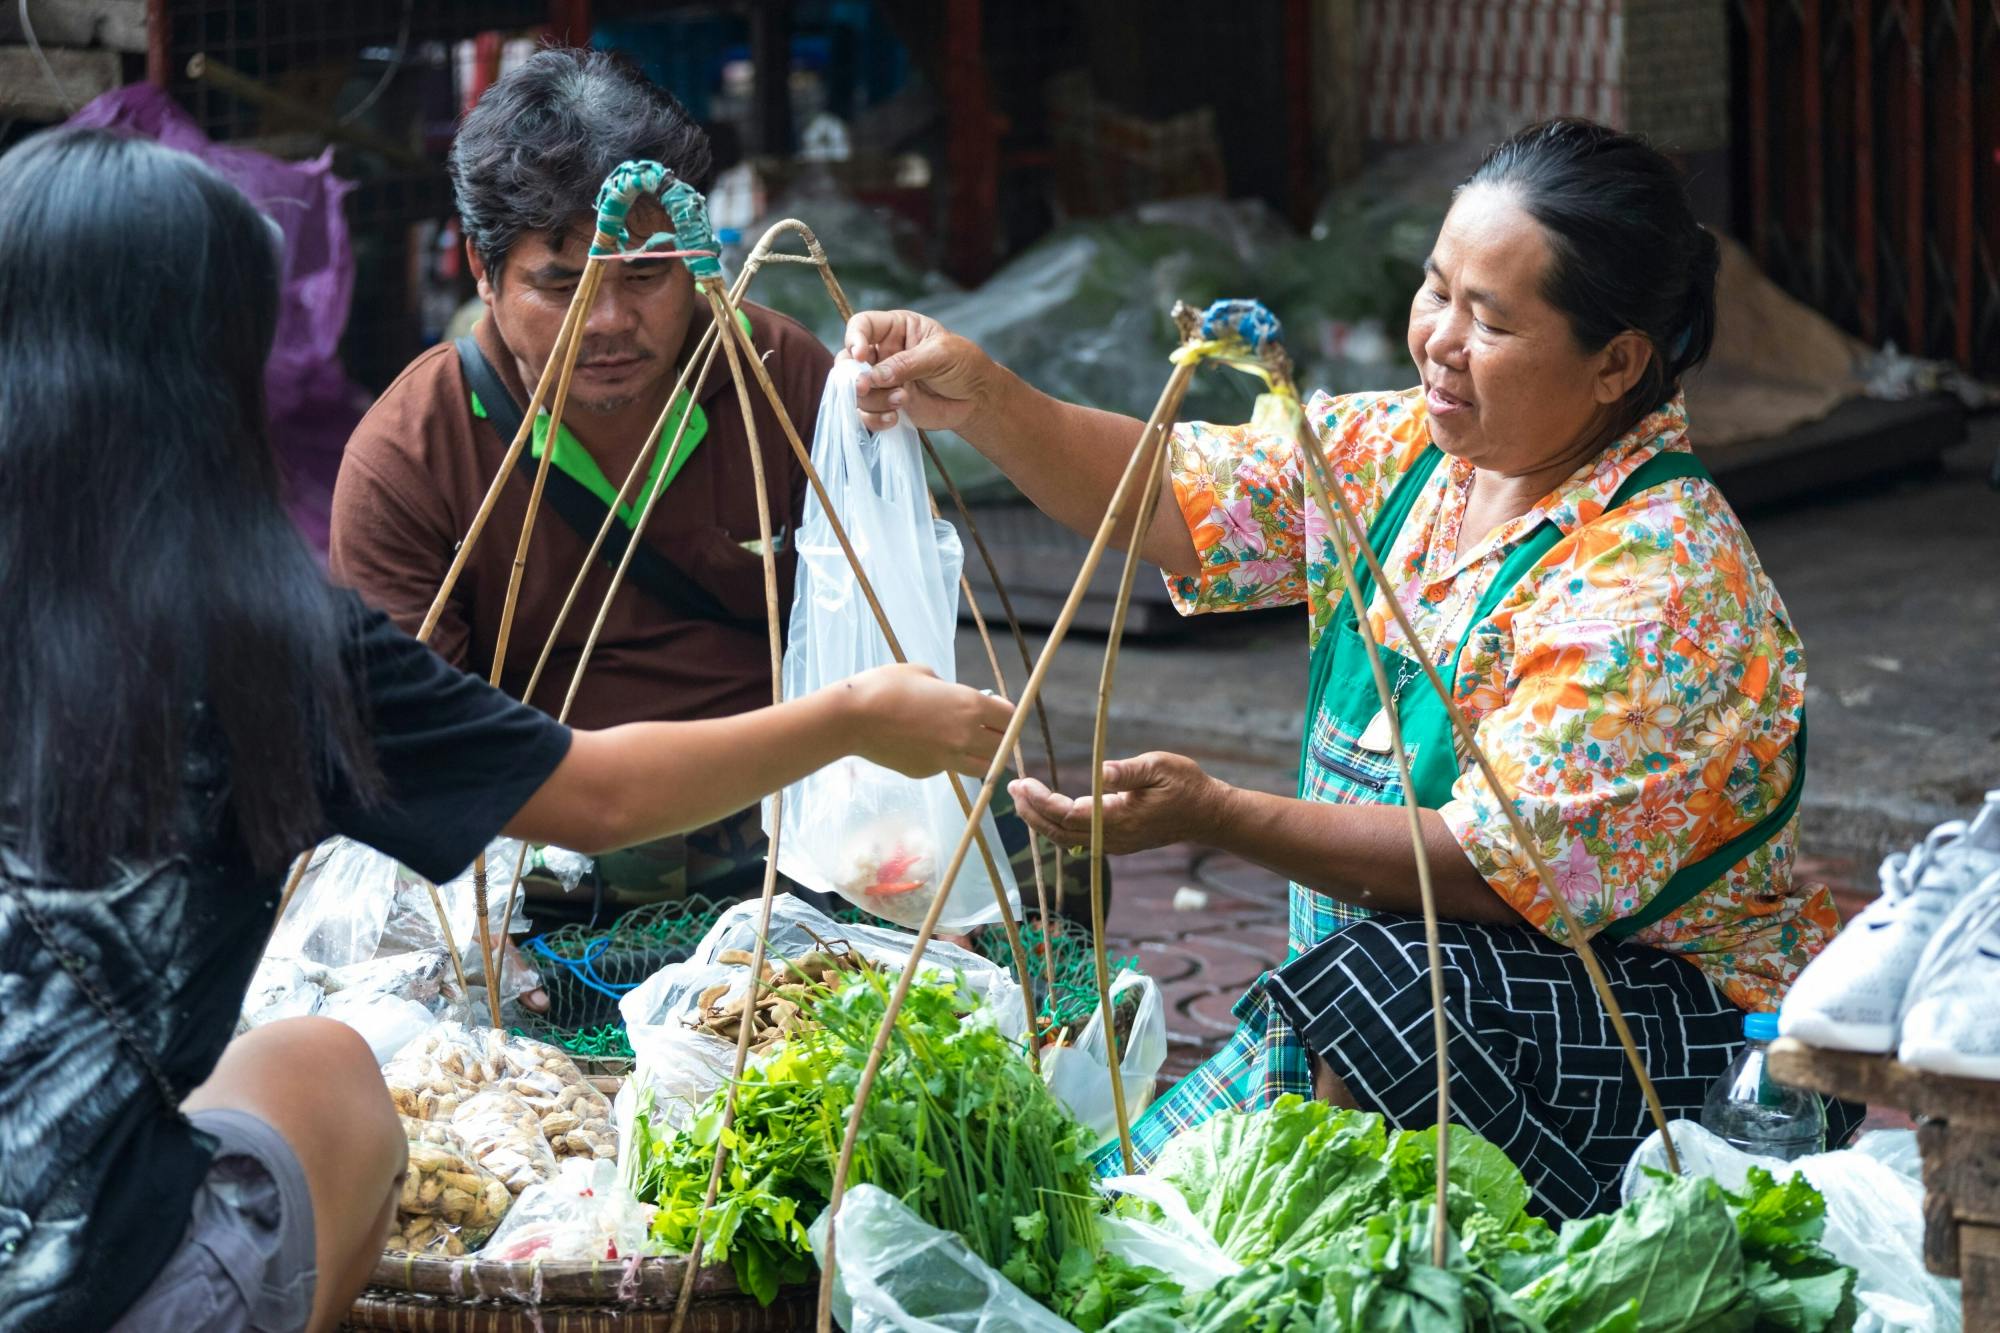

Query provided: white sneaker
[1779,793,2000,1052]
[1897,868,2000,1078]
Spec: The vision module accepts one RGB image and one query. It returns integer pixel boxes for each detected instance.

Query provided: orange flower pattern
[1164,387,1839,1010]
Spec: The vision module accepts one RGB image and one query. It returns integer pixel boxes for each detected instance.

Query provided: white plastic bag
[239,956,325,1029]
[479,1157,655,1263]
[322,991,439,1064]
[765,360,1018,931]
[1096,1175,1240,1295]
[810,1185,1080,1333]
[1624,1119,1959,1333]
[1042,971,1169,1147]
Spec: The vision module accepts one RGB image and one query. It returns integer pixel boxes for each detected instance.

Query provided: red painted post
[1951,0,1974,367]
[942,0,998,285]
[1284,0,1314,231]
[1854,0,1878,342]
[146,0,170,87]
[1746,0,1772,266]
[1905,0,1926,352]
[547,0,591,46]
[1802,0,1826,305]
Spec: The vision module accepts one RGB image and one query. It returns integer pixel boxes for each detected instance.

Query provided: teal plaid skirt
[1094,883,1357,1176]
[1095,711,1396,1175]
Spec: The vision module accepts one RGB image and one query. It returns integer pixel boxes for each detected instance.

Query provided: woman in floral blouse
[844,118,1859,1216]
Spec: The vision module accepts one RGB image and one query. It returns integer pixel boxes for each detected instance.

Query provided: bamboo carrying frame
[267,163,1679,1328]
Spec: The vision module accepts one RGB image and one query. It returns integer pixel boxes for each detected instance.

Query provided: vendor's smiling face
[1408,185,1649,474]
[473,196,696,415]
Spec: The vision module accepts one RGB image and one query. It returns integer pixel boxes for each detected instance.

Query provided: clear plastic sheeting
[1624,1119,1960,1333]
[1041,970,1169,1148]
[811,1184,1080,1333]
[257,836,581,1033]
[766,361,1019,931]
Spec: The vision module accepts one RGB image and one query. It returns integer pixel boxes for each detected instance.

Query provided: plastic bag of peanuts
[449,1088,559,1195]
[385,1117,513,1256]
[382,1023,618,1164]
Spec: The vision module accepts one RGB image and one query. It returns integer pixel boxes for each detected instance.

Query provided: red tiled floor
[1102,845,1287,1078]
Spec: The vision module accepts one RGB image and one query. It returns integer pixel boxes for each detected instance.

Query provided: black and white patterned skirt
[1263,915,1866,1219]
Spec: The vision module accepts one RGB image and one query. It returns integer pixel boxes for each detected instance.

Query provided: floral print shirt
[1164,387,1838,1010]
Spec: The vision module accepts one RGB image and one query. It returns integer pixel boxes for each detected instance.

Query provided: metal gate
[1732,0,2000,375]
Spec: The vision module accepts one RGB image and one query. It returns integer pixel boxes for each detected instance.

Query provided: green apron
[1102,441,1805,1175]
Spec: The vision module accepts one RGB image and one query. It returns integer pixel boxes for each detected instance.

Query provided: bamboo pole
[488,267,759,923]
[416,277,594,645]
[1085,370,1194,1176]
[519,329,725,710]
[260,248,603,1022]
[668,275,792,1333]
[466,259,607,1027]
[273,849,312,926]
[703,280,1040,1063]
[423,880,474,1001]
[814,356,1201,1331]
[1277,372,1680,1176]
[1235,372,1450,1261]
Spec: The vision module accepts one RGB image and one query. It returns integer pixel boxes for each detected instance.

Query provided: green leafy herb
[627,971,1100,1305]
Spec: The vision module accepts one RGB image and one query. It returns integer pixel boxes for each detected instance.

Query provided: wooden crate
[1767,1037,2000,1328]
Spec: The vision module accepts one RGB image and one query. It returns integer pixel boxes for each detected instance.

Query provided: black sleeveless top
[0,596,571,1331]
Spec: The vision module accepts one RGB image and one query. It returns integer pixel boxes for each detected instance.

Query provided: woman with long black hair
[0,127,1012,1332]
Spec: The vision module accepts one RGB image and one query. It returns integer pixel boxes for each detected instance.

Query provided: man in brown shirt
[331,48,832,909]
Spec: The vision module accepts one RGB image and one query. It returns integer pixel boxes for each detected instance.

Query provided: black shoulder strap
[453,337,756,630]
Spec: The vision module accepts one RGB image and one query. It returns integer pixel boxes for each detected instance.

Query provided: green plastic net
[513,898,1137,1065]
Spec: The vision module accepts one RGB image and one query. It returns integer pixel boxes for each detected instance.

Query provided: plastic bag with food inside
[386,1116,515,1257]
[618,893,1027,1038]
[479,1157,655,1264]
[763,362,1019,931]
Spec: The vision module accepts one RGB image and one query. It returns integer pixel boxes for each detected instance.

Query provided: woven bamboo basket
[345,1074,810,1332]
[344,1253,815,1331]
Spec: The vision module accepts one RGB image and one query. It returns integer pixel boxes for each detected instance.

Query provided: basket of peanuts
[353,1022,812,1331]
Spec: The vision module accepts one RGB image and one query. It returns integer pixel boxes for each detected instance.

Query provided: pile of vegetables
[1093,1096,1861,1333]
[688,945,878,1055]
[629,964,1860,1333]
[627,971,1098,1305]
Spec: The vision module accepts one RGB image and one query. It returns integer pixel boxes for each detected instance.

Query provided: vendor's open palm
[842,309,995,434]
[1008,752,1220,856]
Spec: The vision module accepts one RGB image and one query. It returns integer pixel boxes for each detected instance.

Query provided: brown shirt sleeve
[328,344,477,669]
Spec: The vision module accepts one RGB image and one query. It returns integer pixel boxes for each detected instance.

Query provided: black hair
[0,128,377,879]
[1461,118,1720,430]
[450,46,714,275]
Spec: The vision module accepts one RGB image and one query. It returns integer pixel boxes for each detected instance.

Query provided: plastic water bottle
[1700,1011,1827,1160]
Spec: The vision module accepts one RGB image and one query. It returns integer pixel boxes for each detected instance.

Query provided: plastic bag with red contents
[764,361,1019,931]
[478,1157,656,1263]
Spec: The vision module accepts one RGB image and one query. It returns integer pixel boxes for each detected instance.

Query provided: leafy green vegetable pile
[628,972,1861,1333]
[1100,1096,1860,1333]
[626,971,1098,1305]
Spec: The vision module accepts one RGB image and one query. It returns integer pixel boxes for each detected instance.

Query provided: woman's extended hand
[842,663,1013,779]
[842,309,1001,434]
[1008,752,1229,856]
